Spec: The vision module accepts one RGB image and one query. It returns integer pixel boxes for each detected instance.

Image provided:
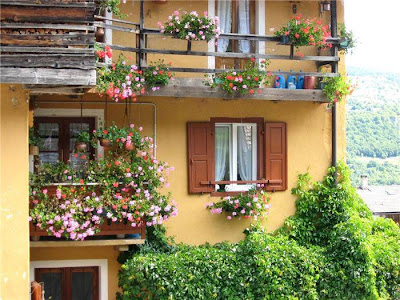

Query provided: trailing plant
[76,131,91,144]
[338,23,357,54]
[275,14,332,50]
[29,127,43,148]
[98,0,126,19]
[95,43,112,61]
[117,163,400,299]
[97,55,143,102]
[204,58,271,95]
[29,124,178,241]
[97,55,175,102]
[206,187,271,220]
[157,10,221,42]
[143,60,174,91]
[322,73,356,103]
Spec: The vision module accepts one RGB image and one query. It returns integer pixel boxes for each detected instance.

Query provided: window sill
[210,191,246,197]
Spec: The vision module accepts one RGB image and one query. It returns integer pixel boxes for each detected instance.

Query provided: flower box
[29,184,146,240]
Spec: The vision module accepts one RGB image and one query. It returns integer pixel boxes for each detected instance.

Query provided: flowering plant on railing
[157,10,221,42]
[274,14,331,50]
[29,124,178,240]
[144,60,174,91]
[206,187,271,220]
[204,58,271,95]
[321,73,356,103]
[97,55,144,102]
[95,43,112,61]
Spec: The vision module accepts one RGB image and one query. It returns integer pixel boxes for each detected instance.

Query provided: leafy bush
[118,163,400,299]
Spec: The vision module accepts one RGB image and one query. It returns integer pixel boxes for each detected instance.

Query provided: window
[215,0,256,69]
[187,119,287,194]
[35,117,95,167]
[215,123,257,192]
[35,266,99,300]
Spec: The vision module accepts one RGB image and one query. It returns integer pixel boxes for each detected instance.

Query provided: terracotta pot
[304,76,316,89]
[125,142,136,151]
[75,142,88,151]
[100,138,112,147]
[95,27,105,41]
[29,145,39,156]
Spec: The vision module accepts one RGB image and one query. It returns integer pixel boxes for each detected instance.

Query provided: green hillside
[346,67,400,186]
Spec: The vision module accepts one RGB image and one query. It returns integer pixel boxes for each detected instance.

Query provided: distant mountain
[346,67,400,186]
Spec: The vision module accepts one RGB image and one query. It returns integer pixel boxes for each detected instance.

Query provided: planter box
[29,184,146,240]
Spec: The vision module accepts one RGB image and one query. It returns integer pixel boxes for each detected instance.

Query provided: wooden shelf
[30,239,145,251]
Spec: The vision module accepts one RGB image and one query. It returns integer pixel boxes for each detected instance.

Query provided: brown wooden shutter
[265,122,287,191]
[187,122,214,193]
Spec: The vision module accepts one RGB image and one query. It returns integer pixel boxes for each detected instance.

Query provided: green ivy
[117,162,400,299]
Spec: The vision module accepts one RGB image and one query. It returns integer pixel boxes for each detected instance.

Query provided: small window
[215,123,257,192]
[35,266,99,300]
[35,117,96,166]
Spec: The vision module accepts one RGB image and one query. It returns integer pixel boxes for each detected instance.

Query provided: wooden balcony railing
[0,0,96,86]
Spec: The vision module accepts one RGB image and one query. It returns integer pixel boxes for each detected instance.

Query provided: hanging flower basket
[157,10,221,42]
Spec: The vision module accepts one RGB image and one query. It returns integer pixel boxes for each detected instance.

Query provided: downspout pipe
[330,0,338,169]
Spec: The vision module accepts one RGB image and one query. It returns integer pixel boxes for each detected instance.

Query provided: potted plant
[144,59,174,91]
[98,0,126,19]
[206,187,271,220]
[275,14,332,50]
[338,23,357,54]
[75,131,91,151]
[157,10,221,42]
[29,127,43,156]
[204,58,272,95]
[97,55,144,102]
[321,73,356,103]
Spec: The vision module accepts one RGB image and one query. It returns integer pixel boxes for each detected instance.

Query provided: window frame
[34,266,99,300]
[210,117,264,196]
[35,116,96,165]
[215,122,258,191]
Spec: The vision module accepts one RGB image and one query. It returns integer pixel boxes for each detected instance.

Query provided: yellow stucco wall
[0,84,30,300]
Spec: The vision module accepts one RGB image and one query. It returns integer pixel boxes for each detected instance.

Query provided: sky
[345,0,400,73]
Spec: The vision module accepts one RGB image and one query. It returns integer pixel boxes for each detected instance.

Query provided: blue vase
[275,75,285,89]
[297,76,305,89]
[286,75,297,88]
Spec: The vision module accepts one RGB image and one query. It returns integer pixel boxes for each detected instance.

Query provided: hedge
[117,163,400,299]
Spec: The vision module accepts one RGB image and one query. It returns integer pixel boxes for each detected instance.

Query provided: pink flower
[227,216,232,220]
[174,10,179,16]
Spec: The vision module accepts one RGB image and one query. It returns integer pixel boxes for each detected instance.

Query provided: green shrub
[118,163,400,299]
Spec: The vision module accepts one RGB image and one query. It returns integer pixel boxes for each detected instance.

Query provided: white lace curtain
[217,0,251,53]
[215,126,229,181]
[237,126,252,181]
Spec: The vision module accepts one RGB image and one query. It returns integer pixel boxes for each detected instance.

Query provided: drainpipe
[331,0,338,170]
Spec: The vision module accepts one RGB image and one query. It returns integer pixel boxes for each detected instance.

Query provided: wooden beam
[0,68,96,85]
[0,6,94,23]
[25,85,90,95]
[0,33,95,46]
[0,54,95,70]
[30,239,145,248]
[0,22,94,31]
[1,1,95,8]
[143,78,329,102]
[0,46,93,54]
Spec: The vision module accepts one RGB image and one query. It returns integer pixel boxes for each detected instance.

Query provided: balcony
[29,184,146,250]
[0,0,96,87]
[0,0,341,103]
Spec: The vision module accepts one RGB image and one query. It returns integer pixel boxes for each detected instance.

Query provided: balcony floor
[144,78,329,102]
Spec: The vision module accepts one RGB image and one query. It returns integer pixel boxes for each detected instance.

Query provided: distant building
[357,175,400,225]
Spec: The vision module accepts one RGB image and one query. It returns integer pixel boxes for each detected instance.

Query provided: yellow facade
[1,0,346,298]
[0,84,30,300]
